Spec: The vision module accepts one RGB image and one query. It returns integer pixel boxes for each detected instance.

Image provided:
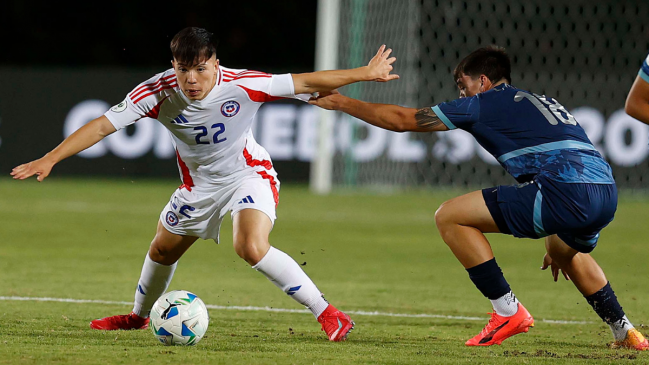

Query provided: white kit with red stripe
[105,66,305,190]
[104,66,307,240]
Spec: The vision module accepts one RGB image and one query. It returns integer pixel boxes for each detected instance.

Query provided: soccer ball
[150,290,210,346]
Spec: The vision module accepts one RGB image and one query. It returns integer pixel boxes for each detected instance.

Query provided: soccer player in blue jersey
[625,51,649,125]
[309,46,648,350]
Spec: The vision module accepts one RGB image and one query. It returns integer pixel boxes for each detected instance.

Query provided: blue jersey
[639,51,649,84]
[433,84,614,184]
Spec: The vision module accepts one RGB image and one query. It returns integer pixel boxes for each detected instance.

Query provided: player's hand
[308,90,345,110]
[540,253,570,282]
[365,45,399,82]
[11,157,55,182]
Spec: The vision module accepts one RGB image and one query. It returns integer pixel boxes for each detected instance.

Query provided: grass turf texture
[0,178,647,364]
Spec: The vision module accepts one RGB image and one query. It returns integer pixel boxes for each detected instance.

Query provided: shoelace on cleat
[479,313,503,337]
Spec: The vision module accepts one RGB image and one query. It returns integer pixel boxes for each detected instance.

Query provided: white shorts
[159,172,280,243]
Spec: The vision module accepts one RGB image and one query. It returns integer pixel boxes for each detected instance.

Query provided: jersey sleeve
[104,96,148,130]
[268,74,311,102]
[234,73,311,102]
[432,96,481,131]
[104,70,177,130]
[639,51,649,84]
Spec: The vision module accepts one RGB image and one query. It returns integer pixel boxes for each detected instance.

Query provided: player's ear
[480,75,491,91]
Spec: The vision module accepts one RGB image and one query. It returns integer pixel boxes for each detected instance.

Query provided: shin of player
[543,235,647,350]
[434,191,534,346]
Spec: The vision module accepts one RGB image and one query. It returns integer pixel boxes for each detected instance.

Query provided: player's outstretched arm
[625,75,649,125]
[11,116,117,181]
[292,45,399,94]
[309,91,449,132]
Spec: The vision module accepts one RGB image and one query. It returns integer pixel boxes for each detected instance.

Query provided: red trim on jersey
[130,75,177,98]
[243,147,273,170]
[227,75,272,81]
[223,72,271,79]
[175,150,194,191]
[130,80,176,102]
[223,77,271,83]
[130,74,176,95]
[235,71,271,77]
[237,85,285,103]
[132,83,178,104]
[144,96,169,119]
[257,171,279,207]
[130,78,177,100]
[222,69,272,83]
[222,69,269,77]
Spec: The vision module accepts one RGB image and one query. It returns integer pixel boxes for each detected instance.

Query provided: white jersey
[105,66,306,189]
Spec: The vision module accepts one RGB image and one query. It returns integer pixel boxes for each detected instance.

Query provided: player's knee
[233,234,269,265]
[434,200,455,234]
[148,243,177,265]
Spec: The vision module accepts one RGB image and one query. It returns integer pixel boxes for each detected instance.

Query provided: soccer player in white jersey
[11,27,398,342]
[625,51,649,125]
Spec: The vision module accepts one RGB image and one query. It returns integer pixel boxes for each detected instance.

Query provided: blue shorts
[482,176,617,253]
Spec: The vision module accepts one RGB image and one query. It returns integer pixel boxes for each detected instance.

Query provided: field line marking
[0,296,593,325]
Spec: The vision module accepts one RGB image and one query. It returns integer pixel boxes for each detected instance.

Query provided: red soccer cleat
[89,312,149,330]
[317,304,354,341]
[612,328,649,351]
[465,303,534,346]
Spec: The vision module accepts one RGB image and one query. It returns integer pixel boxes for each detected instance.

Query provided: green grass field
[1,178,648,364]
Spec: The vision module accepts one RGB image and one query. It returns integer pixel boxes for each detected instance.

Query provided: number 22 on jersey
[194,124,227,145]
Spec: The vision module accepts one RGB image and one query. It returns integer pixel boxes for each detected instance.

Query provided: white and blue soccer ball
[150,290,210,346]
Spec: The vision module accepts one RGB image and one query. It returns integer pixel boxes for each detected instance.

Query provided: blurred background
[1,0,648,191]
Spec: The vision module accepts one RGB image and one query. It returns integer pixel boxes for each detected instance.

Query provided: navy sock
[585,282,626,325]
[466,258,511,300]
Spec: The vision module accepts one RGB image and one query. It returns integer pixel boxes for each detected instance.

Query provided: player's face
[455,73,483,98]
[172,56,219,100]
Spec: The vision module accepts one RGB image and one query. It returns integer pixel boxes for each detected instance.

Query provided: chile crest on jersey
[221,101,240,117]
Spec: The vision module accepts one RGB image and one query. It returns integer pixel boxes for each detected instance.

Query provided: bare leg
[544,235,606,296]
[544,235,649,348]
[149,220,199,265]
[232,209,272,265]
[434,190,500,268]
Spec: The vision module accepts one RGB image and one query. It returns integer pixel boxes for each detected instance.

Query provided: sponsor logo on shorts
[221,101,240,117]
[165,211,179,226]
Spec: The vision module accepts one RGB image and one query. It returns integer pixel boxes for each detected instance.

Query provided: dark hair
[170,27,218,65]
[453,46,511,84]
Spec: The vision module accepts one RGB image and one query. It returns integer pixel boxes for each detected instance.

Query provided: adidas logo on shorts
[237,195,255,204]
